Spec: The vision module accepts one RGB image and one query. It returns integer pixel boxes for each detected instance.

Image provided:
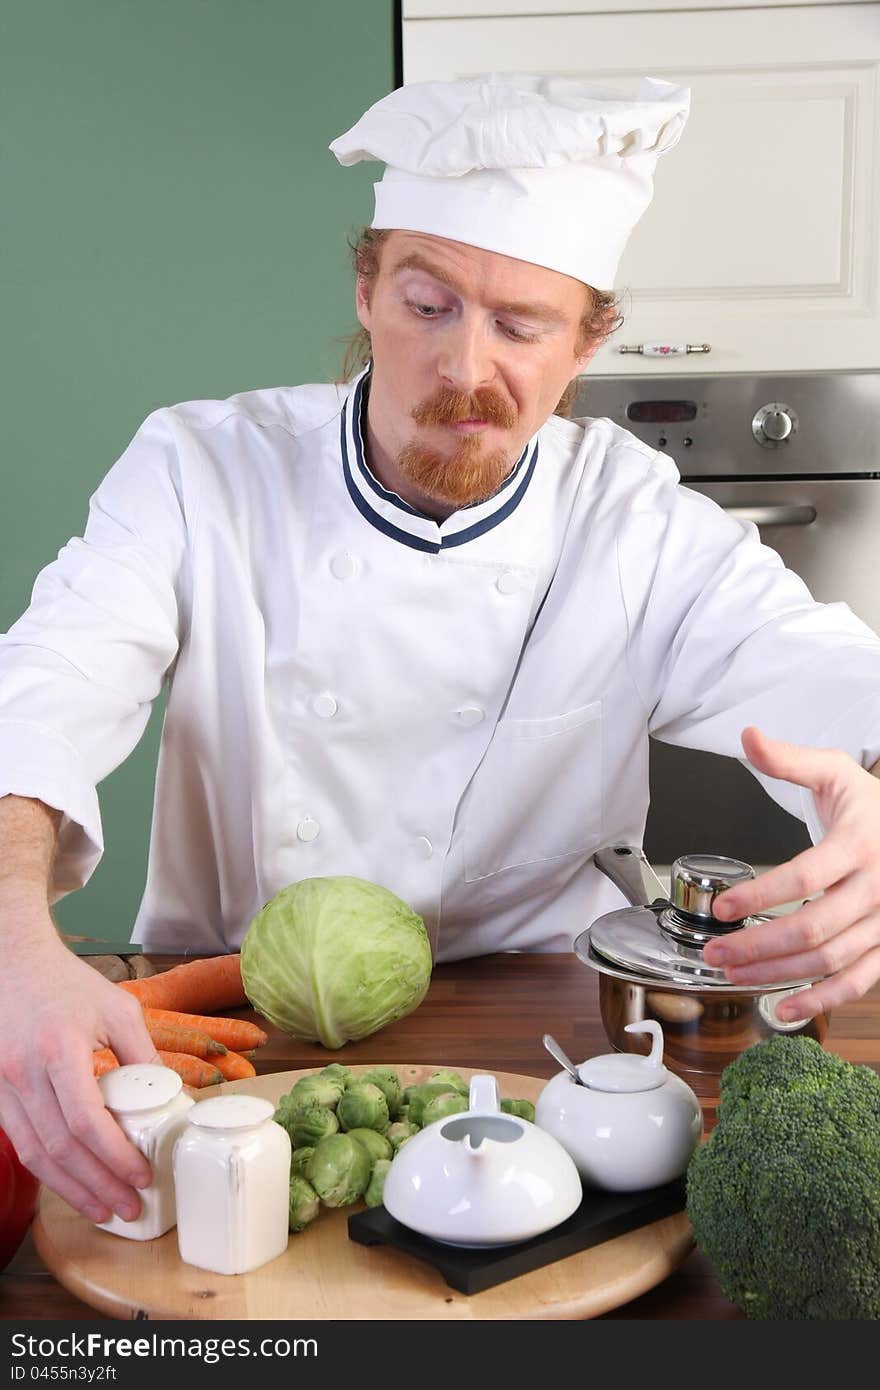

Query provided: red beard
[401,387,518,509]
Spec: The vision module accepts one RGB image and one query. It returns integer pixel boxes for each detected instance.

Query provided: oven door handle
[723,503,818,528]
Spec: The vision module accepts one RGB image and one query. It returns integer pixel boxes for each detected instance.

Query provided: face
[356,231,603,513]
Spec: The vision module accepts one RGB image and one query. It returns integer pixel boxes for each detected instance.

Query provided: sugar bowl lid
[577,1022,668,1092]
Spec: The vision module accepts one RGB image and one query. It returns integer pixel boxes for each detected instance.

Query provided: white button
[415,836,433,859]
[456,705,485,727]
[312,694,338,719]
[330,551,358,581]
[296,817,320,842]
[496,571,521,594]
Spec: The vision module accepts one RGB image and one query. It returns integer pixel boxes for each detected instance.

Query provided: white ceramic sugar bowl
[172,1094,291,1275]
[534,1022,703,1192]
[96,1064,195,1240]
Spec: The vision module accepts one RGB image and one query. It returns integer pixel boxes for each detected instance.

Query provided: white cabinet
[401,4,880,374]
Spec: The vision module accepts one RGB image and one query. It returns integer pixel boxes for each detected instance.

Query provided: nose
[436,317,494,393]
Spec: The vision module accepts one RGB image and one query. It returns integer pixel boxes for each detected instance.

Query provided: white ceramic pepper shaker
[172,1094,291,1275]
[96,1064,195,1240]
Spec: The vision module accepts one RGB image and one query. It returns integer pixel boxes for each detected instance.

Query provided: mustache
[411,387,517,431]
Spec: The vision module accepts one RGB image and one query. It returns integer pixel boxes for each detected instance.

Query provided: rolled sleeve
[0,719,103,897]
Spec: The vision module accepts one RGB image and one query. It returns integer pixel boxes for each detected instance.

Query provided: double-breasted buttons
[312,693,338,719]
[296,817,320,842]
[455,705,485,727]
[330,551,359,581]
[496,571,522,595]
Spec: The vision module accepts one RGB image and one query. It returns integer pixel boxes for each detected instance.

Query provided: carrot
[156,1051,224,1088]
[143,1008,268,1053]
[144,1020,227,1059]
[118,955,247,1013]
[212,1050,257,1082]
[93,1048,119,1077]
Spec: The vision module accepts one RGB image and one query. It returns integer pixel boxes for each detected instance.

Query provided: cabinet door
[401,5,880,374]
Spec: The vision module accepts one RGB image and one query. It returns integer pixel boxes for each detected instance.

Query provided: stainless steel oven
[571,370,880,866]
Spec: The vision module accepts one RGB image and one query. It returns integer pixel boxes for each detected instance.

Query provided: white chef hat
[329,74,690,290]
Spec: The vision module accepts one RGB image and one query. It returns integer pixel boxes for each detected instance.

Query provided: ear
[574,336,603,373]
[355,274,372,332]
[575,303,618,371]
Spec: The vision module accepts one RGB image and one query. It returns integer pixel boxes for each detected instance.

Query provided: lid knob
[670,853,755,925]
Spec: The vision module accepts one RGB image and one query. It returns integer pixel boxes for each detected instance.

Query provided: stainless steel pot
[573,846,828,1097]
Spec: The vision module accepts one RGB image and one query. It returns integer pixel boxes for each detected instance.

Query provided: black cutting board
[348,1176,687,1296]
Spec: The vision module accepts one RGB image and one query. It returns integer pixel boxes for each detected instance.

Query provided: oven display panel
[626,401,698,424]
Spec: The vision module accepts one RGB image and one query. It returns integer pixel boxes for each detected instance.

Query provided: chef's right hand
[0,913,161,1223]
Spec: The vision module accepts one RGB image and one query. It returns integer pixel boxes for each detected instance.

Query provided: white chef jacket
[2,366,880,960]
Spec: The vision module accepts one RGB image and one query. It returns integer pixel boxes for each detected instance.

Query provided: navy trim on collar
[339,368,539,554]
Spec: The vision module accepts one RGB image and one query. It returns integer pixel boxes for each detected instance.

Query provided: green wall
[2,1,396,947]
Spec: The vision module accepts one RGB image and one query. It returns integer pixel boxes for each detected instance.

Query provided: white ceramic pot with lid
[534,1022,702,1192]
[382,1074,583,1247]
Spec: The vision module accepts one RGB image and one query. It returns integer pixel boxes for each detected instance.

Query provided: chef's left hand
[703,726,880,1021]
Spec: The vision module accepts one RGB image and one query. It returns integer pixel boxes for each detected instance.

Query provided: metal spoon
[542,1033,584,1085]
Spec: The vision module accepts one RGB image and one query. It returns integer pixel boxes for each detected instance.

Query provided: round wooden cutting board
[33,1064,693,1321]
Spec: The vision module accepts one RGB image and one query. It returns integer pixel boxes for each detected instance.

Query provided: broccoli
[686,1035,880,1319]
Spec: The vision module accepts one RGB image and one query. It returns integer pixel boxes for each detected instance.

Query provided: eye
[408,301,445,319]
[501,322,540,344]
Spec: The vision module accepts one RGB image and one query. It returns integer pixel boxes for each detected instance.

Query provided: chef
[2,74,880,1227]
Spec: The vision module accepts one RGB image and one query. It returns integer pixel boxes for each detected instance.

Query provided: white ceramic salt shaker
[172,1094,291,1275]
[96,1064,195,1240]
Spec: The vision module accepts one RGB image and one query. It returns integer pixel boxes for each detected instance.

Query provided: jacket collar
[339,366,539,555]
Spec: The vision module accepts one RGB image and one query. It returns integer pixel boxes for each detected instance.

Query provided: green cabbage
[241,875,432,1049]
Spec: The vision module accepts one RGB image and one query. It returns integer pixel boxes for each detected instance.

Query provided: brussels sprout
[404,1083,458,1127]
[337,1081,389,1133]
[364,1158,392,1209]
[288,1175,321,1232]
[386,1120,420,1151]
[422,1092,468,1127]
[291,1105,339,1149]
[358,1066,404,1119]
[240,876,432,1049]
[290,1146,315,1180]
[346,1127,393,1165]
[429,1069,469,1097]
[286,1074,345,1113]
[500,1098,536,1123]
[320,1063,354,1088]
[306,1134,371,1207]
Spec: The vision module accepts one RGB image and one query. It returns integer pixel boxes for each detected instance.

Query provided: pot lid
[586,904,733,985]
[579,852,816,992]
[577,1022,667,1092]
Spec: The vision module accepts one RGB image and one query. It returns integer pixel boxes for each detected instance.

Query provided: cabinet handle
[724,504,817,528]
[618,342,711,356]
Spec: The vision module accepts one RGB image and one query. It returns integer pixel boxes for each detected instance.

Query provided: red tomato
[0,1128,40,1270]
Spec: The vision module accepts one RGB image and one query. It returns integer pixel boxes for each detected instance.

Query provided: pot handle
[593,845,670,909]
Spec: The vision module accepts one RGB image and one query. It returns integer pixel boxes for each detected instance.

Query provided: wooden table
[2,952,878,1321]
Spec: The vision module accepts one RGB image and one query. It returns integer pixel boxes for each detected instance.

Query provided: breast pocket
[463,701,603,883]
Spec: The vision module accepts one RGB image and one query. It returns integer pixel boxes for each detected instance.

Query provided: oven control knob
[752,402,797,448]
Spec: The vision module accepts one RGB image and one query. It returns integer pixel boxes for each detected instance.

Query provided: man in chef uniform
[2,75,880,1226]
